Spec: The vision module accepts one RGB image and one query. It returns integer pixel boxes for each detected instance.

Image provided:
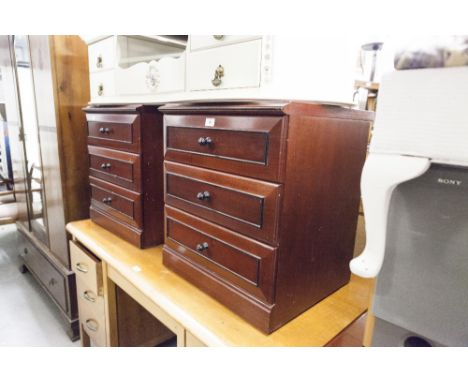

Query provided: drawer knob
[100,163,112,170]
[196,242,209,252]
[96,54,103,68]
[196,191,211,201]
[211,65,224,87]
[102,197,113,204]
[198,137,213,146]
[48,278,57,287]
[213,35,225,40]
[83,290,97,303]
[99,127,111,134]
[76,262,88,273]
[85,319,99,332]
[97,83,104,96]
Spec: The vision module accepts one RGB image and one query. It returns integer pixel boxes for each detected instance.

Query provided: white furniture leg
[350,153,430,278]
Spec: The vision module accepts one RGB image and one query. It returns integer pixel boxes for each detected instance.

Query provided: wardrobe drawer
[90,71,115,99]
[88,145,141,192]
[70,241,103,297]
[90,177,142,229]
[187,40,262,91]
[165,206,277,304]
[165,114,287,182]
[21,240,68,312]
[86,112,141,153]
[165,162,281,244]
[88,36,115,72]
[190,35,261,51]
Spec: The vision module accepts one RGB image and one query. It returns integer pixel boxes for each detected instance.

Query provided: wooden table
[67,219,372,346]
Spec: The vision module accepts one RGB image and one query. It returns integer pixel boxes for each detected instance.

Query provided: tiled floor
[0,224,78,346]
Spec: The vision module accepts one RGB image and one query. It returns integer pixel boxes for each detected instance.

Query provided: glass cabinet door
[13,35,48,245]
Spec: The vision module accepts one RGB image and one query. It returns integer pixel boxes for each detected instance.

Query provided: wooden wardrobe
[0,35,90,339]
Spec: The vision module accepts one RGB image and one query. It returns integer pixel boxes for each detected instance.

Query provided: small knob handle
[48,278,57,287]
[196,191,211,201]
[213,35,225,40]
[100,163,111,169]
[198,137,213,146]
[99,127,105,133]
[196,242,209,251]
[104,127,110,134]
[102,197,112,204]
[96,54,103,68]
[97,83,104,96]
[211,65,224,87]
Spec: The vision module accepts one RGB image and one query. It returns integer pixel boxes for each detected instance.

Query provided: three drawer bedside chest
[84,105,164,248]
[160,101,373,333]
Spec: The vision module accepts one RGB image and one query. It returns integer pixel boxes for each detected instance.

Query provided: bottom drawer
[90,205,144,248]
[77,281,107,346]
[20,238,68,313]
[164,205,277,304]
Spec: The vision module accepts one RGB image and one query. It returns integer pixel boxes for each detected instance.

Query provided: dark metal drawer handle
[198,137,212,146]
[83,290,97,303]
[102,197,113,204]
[99,127,111,134]
[196,191,211,201]
[96,54,103,68]
[48,278,57,287]
[76,262,88,273]
[213,35,224,40]
[196,242,209,251]
[100,163,112,170]
[85,319,99,332]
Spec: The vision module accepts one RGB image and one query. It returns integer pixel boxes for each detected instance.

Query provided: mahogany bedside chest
[84,105,164,248]
[160,101,373,333]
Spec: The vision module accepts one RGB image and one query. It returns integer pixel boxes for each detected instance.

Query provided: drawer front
[88,36,115,72]
[77,282,107,346]
[88,145,141,191]
[165,206,277,304]
[165,114,287,182]
[165,162,281,244]
[70,241,103,297]
[187,40,262,91]
[90,71,115,99]
[90,176,142,228]
[190,35,261,51]
[21,240,68,312]
[86,112,141,153]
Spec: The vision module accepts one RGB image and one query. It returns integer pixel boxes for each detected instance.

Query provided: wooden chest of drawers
[84,105,164,248]
[160,101,372,333]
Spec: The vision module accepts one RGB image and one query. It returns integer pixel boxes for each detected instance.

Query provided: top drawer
[164,114,287,182]
[88,36,116,72]
[70,241,103,296]
[86,112,141,153]
[190,35,261,51]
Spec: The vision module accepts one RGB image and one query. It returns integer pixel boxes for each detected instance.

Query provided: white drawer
[70,241,103,297]
[190,35,261,51]
[187,40,262,91]
[77,281,107,347]
[90,71,115,99]
[88,36,115,72]
[115,54,185,95]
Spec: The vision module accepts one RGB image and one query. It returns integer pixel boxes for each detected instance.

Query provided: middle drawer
[88,145,141,192]
[165,161,281,245]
